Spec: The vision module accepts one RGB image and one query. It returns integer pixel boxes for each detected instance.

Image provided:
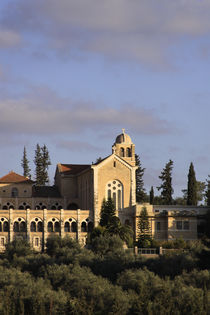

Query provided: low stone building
[0,130,208,251]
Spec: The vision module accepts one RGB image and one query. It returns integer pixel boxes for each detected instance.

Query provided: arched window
[67,203,78,210]
[30,222,36,232]
[120,147,125,157]
[88,221,94,232]
[2,205,8,210]
[81,222,87,232]
[106,180,124,210]
[126,147,131,157]
[54,222,60,232]
[51,205,56,210]
[71,221,77,232]
[13,222,19,232]
[20,221,26,232]
[48,222,53,232]
[37,221,43,232]
[41,205,46,210]
[18,205,24,210]
[64,222,70,232]
[11,187,18,197]
[0,222,2,232]
[3,221,9,232]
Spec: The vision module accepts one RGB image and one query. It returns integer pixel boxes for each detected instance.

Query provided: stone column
[60,209,64,238]
[77,209,81,242]
[26,208,30,243]
[43,209,47,250]
[9,208,13,242]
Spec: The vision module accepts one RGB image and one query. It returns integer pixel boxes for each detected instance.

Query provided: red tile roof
[59,164,90,175]
[0,171,34,184]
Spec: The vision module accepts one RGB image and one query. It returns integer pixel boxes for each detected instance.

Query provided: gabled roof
[58,164,91,175]
[0,171,34,184]
[32,186,61,198]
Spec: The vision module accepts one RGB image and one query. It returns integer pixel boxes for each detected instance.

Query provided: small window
[48,222,53,232]
[176,221,182,230]
[37,221,43,232]
[54,221,60,232]
[30,221,36,232]
[64,222,70,232]
[183,221,189,230]
[24,190,27,193]
[113,161,116,167]
[3,190,5,193]
[11,187,18,197]
[34,237,39,247]
[156,222,161,231]
[71,221,77,232]
[81,222,87,232]
[3,221,9,232]
[1,238,5,246]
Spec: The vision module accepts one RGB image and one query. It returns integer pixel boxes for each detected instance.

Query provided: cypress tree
[34,144,43,185]
[157,159,174,205]
[187,162,197,205]
[149,186,154,204]
[21,146,31,178]
[206,176,210,206]
[138,206,151,246]
[135,154,146,203]
[41,144,51,185]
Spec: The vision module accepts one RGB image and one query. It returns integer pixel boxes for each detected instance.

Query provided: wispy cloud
[2,0,210,67]
[0,86,173,137]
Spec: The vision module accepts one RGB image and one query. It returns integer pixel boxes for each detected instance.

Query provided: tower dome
[115,129,133,145]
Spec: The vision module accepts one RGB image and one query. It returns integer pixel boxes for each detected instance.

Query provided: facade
[0,130,208,251]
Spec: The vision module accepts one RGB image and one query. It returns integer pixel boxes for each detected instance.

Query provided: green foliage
[187,162,197,205]
[21,146,31,178]
[206,176,210,206]
[157,159,174,204]
[149,186,154,204]
[0,237,209,314]
[34,144,51,185]
[98,198,133,246]
[138,206,151,247]
[100,198,116,227]
[135,154,146,202]
[4,239,32,261]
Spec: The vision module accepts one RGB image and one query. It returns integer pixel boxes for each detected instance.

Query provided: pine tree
[41,144,51,185]
[34,144,43,185]
[138,206,151,246]
[21,146,31,178]
[149,186,154,204]
[100,198,116,227]
[34,144,51,186]
[157,159,174,205]
[206,176,210,206]
[135,154,146,203]
[187,162,197,205]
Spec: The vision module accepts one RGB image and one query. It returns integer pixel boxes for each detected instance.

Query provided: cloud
[2,0,210,66]
[0,86,173,136]
[56,140,101,152]
[0,29,21,48]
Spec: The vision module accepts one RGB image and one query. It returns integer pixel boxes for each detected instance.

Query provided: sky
[0,0,210,197]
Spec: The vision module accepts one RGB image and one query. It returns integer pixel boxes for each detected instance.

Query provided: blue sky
[0,0,210,197]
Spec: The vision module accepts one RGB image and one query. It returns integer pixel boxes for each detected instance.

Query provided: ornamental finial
[122,128,125,134]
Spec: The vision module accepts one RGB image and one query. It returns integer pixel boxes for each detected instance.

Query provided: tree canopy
[135,154,146,203]
[187,162,197,206]
[157,159,174,205]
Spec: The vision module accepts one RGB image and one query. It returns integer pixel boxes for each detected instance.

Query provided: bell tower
[112,129,136,166]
